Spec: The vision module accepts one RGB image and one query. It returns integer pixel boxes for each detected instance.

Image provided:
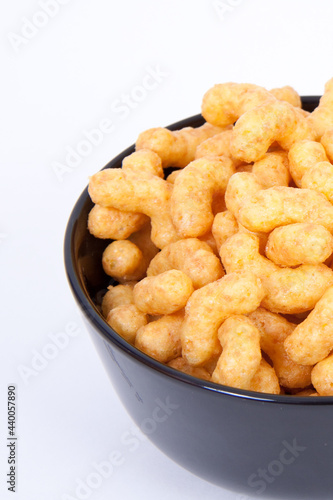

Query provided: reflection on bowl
[64,97,333,500]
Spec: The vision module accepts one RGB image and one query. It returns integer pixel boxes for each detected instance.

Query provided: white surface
[0,1,332,499]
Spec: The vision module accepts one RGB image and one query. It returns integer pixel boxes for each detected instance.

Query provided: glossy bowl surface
[64,96,333,500]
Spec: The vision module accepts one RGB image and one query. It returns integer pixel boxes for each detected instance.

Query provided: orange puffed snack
[284,286,333,365]
[238,186,333,233]
[311,354,333,396]
[102,283,147,344]
[88,205,148,240]
[168,357,211,381]
[211,315,262,390]
[136,122,224,168]
[265,223,333,267]
[133,270,193,315]
[101,283,136,318]
[249,359,280,395]
[181,271,265,366]
[288,140,328,187]
[252,151,290,188]
[231,101,315,163]
[321,128,333,162]
[201,83,297,127]
[171,157,234,238]
[135,311,184,363]
[248,308,312,389]
[302,161,333,204]
[87,77,333,396]
[88,168,177,249]
[147,238,223,289]
[308,78,333,139]
[220,232,333,314]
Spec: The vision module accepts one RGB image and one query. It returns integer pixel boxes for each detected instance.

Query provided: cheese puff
[321,128,333,163]
[295,389,319,397]
[170,179,227,224]
[101,283,136,318]
[231,100,315,163]
[181,271,265,366]
[282,107,316,148]
[195,129,243,168]
[311,354,333,396]
[102,240,147,282]
[266,223,333,267]
[167,357,211,381]
[129,222,159,268]
[269,86,301,108]
[147,238,224,289]
[252,151,291,188]
[235,163,253,173]
[101,223,159,282]
[225,172,262,218]
[106,304,148,344]
[307,78,333,139]
[298,109,311,118]
[211,315,262,390]
[195,129,233,159]
[284,286,333,365]
[171,157,235,238]
[220,232,333,314]
[198,231,219,255]
[166,170,181,184]
[122,149,164,178]
[288,140,328,187]
[224,172,268,251]
[238,224,268,255]
[133,270,194,315]
[136,122,223,168]
[249,359,280,394]
[302,161,333,204]
[202,347,222,375]
[88,151,164,240]
[88,204,148,240]
[212,211,239,251]
[135,312,183,363]
[238,186,333,233]
[88,168,177,249]
[212,192,227,215]
[201,83,274,127]
[248,308,312,389]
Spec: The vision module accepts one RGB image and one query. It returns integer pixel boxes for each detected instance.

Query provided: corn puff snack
[87,77,333,396]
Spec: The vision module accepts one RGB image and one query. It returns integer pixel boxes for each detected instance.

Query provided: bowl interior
[64,98,333,404]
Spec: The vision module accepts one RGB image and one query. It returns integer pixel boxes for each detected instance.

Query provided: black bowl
[64,96,333,500]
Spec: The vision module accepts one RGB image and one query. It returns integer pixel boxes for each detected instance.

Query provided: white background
[1,1,332,499]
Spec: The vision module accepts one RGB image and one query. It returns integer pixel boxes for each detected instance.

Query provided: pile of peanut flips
[88,79,333,396]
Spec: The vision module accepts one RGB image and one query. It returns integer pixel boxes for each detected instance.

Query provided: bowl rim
[64,96,333,406]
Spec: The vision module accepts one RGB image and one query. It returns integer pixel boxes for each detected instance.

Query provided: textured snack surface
[133,270,193,315]
[211,315,262,390]
[181,271,265,366]
[284,286,333,365]
[171,157,234,237]
[238,186,333,233]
